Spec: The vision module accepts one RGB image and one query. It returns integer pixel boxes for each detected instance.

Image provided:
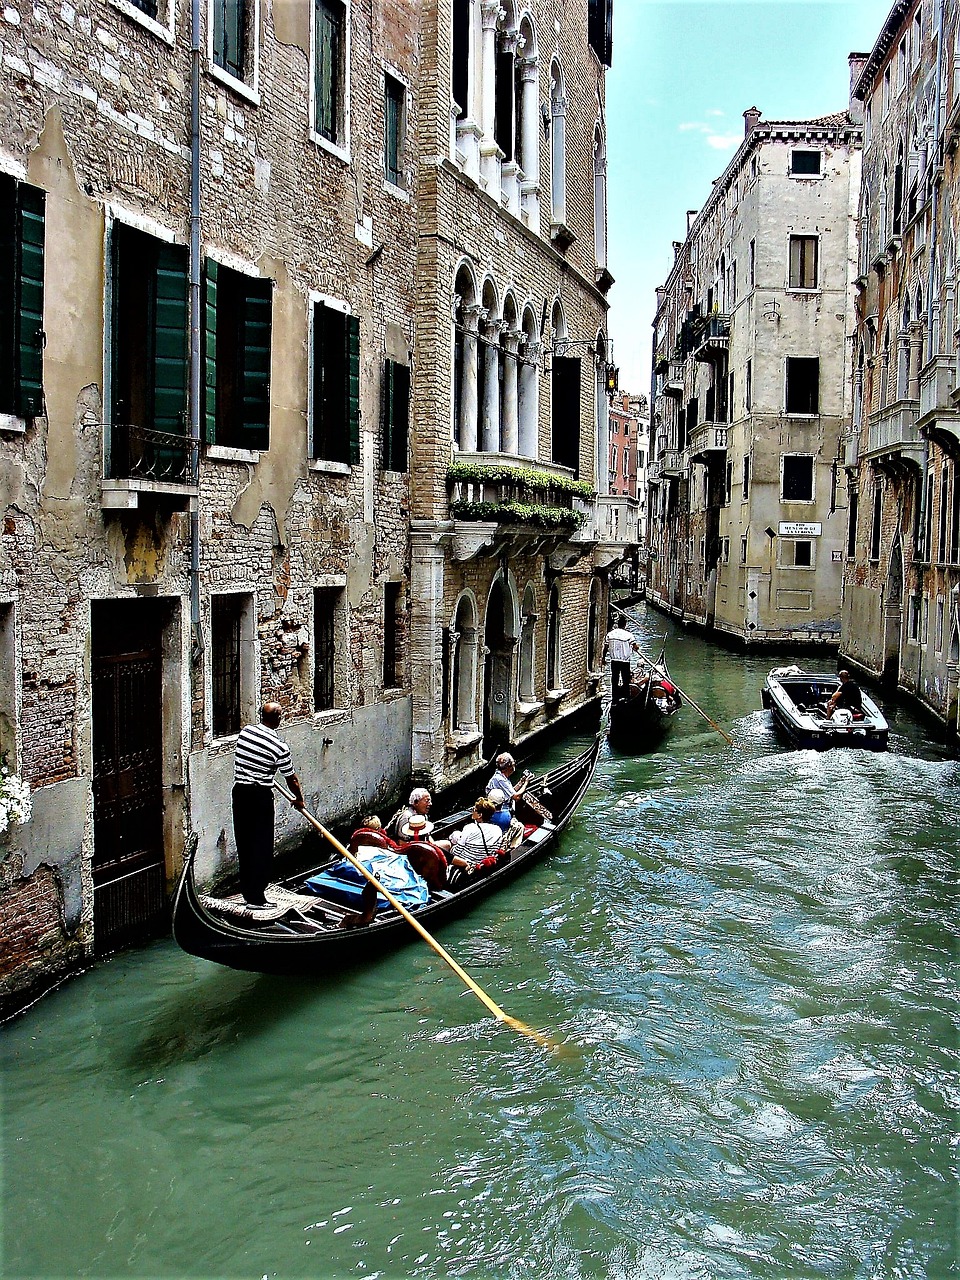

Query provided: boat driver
[824,670,863,719]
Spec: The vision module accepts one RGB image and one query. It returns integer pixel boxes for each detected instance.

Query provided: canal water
[3,605,957,1280]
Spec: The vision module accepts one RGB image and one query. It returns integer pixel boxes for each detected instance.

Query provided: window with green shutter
[314,0,344,144]
[109,223,189,480]
[0,175,46,420]
[312,301,359,466]
[213,0,247,81]
[381,359,409,472]
[204,260,272,452]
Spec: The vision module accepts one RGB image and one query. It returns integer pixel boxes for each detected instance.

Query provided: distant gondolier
[232,702,305,908]
[603,622,639,701]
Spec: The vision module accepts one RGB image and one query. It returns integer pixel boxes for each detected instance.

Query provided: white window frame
[781,452,816,504]
[110,0,176,44]
[789,149,823,179]
[787,233,820,292]
[206,0,262,105]
[309,0,352,164]
[382,61,410,199]
[777,537,816,570]
[307,288,355,474]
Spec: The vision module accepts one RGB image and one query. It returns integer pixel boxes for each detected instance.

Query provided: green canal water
[3,606,958,1279]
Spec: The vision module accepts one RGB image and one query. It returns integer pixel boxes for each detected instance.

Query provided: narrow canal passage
[3,606,957,1279]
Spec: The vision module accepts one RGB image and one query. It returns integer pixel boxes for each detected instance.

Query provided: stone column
[518,55,540,230]
[481,317,503,453]
[479,1,501,192]
[458,304,483,453]
[550,92,568,228]
[501,329,521,455]
[908,323,923,401]
[897,331,911,401]
[518,341,540,458]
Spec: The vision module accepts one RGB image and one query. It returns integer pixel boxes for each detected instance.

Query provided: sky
[605,0,888,395]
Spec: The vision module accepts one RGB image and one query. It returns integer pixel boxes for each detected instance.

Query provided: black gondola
[172,736,601,976]
[607,650,681,752]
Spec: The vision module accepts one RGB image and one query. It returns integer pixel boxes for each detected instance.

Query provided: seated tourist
[395,813,450,893]
[348,814,398,854]
[385,786,451,851]
[447,797,506,886]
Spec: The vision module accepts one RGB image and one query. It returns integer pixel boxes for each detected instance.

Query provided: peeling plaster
[272,0,309,53]
[27,108,105,505]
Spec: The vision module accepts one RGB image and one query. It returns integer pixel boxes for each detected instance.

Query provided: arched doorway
[482,575,517,754]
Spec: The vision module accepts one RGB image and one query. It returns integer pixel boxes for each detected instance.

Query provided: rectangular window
[847,484,858,558]
[913,12,922,65]
[748,239,756,289]
[587,0,613,67]
[936,596,944,652]
[742,454,750,500]
[313,586,341,711]
[782,538,813,567]
[924,472,935,562]
[384,73,405,187]
[211,594,244,738]
[921,594,929,645]
[725,459,732,505]
[381,358,409,471]
[745,358,752,411]
[789,236,818,289]
[939,467,949,562]
[782,454,815,502]
[110,222,190,479]
[785,357,819,414]
[908,594,921,642]
[0,175,45,420]
[212,0,248,81]
[314,0,346,145]
[790,150,822,176]
[383,581,401,688]
[0,603,16,772]
[741,534,748,562]
[312,300,360,464]
[204,260,272,451]
[951,468,960,564]
[551,356,581,476]
[870,485,883,561]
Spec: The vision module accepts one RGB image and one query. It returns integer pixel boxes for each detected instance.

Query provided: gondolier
[232,702,306,907]
[602,621,639,701]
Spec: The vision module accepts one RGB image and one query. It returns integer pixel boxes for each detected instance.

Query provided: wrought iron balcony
[101,423,198,511]
[692,314,730,362]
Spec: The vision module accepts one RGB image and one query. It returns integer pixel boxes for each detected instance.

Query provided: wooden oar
[273,783,555,1048]
[633,650,735,746]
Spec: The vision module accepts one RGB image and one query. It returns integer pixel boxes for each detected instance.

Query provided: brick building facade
[842,0,960,734]
[0,0,635,1014]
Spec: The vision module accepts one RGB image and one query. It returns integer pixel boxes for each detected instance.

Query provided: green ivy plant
[449,499,587,531]
[447,461,595,500]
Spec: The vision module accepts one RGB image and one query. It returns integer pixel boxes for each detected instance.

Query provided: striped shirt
[233,723,294,787]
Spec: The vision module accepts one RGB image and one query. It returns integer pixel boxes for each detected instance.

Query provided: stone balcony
[688,422,728,461]
[864,400,923,469]
[917,356,960,457]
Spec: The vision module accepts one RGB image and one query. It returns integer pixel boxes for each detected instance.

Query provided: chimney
[848,52,869,125]
[743,106,762,136]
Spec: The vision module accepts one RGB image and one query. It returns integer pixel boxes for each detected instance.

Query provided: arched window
[453,263,480,452]
[451,594,479,732]
[518,304,540,458]
[518,583,537,702]
[593,125,607,271]
[897,300,911,400]
[549,60,567,232]
[516,15,539,228]
[479,278,502,453]
[546,582,561,690]
[550,301,580,475]
[893,142,904,236]
[587,578,602,671]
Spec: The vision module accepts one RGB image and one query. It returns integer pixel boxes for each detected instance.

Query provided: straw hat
[400,813,434,840]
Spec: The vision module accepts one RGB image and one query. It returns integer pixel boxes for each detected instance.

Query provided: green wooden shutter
[0,176,16,415]
[382,359,408,472]
[203,260,218,443]
[153,242,188,436]
[314,1,339,142]
[15,184,45,419]
[241,276,272,451]
[346,312,360,465]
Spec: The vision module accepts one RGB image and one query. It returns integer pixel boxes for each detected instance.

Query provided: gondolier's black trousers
[232,782,275,905]
[611,660,631,700]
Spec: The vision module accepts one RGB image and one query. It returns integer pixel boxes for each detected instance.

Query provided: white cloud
[706,133,743,150]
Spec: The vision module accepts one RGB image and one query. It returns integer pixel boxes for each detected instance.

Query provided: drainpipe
[189,0,202,662]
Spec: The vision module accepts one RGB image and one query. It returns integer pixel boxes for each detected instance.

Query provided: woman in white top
[448,797,505,886]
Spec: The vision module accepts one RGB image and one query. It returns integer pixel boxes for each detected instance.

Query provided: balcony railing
[101,422,198,511]
[688,423,728,458]
[692,314,730,362]
[595,494,640,544]
[865,400,921,461]
[919,356,957,420]
[660,449,684,477]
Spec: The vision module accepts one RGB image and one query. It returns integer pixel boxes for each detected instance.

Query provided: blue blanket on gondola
[304,851,429,911]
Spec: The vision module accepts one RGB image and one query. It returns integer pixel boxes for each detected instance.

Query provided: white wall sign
[779,521,822,537]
